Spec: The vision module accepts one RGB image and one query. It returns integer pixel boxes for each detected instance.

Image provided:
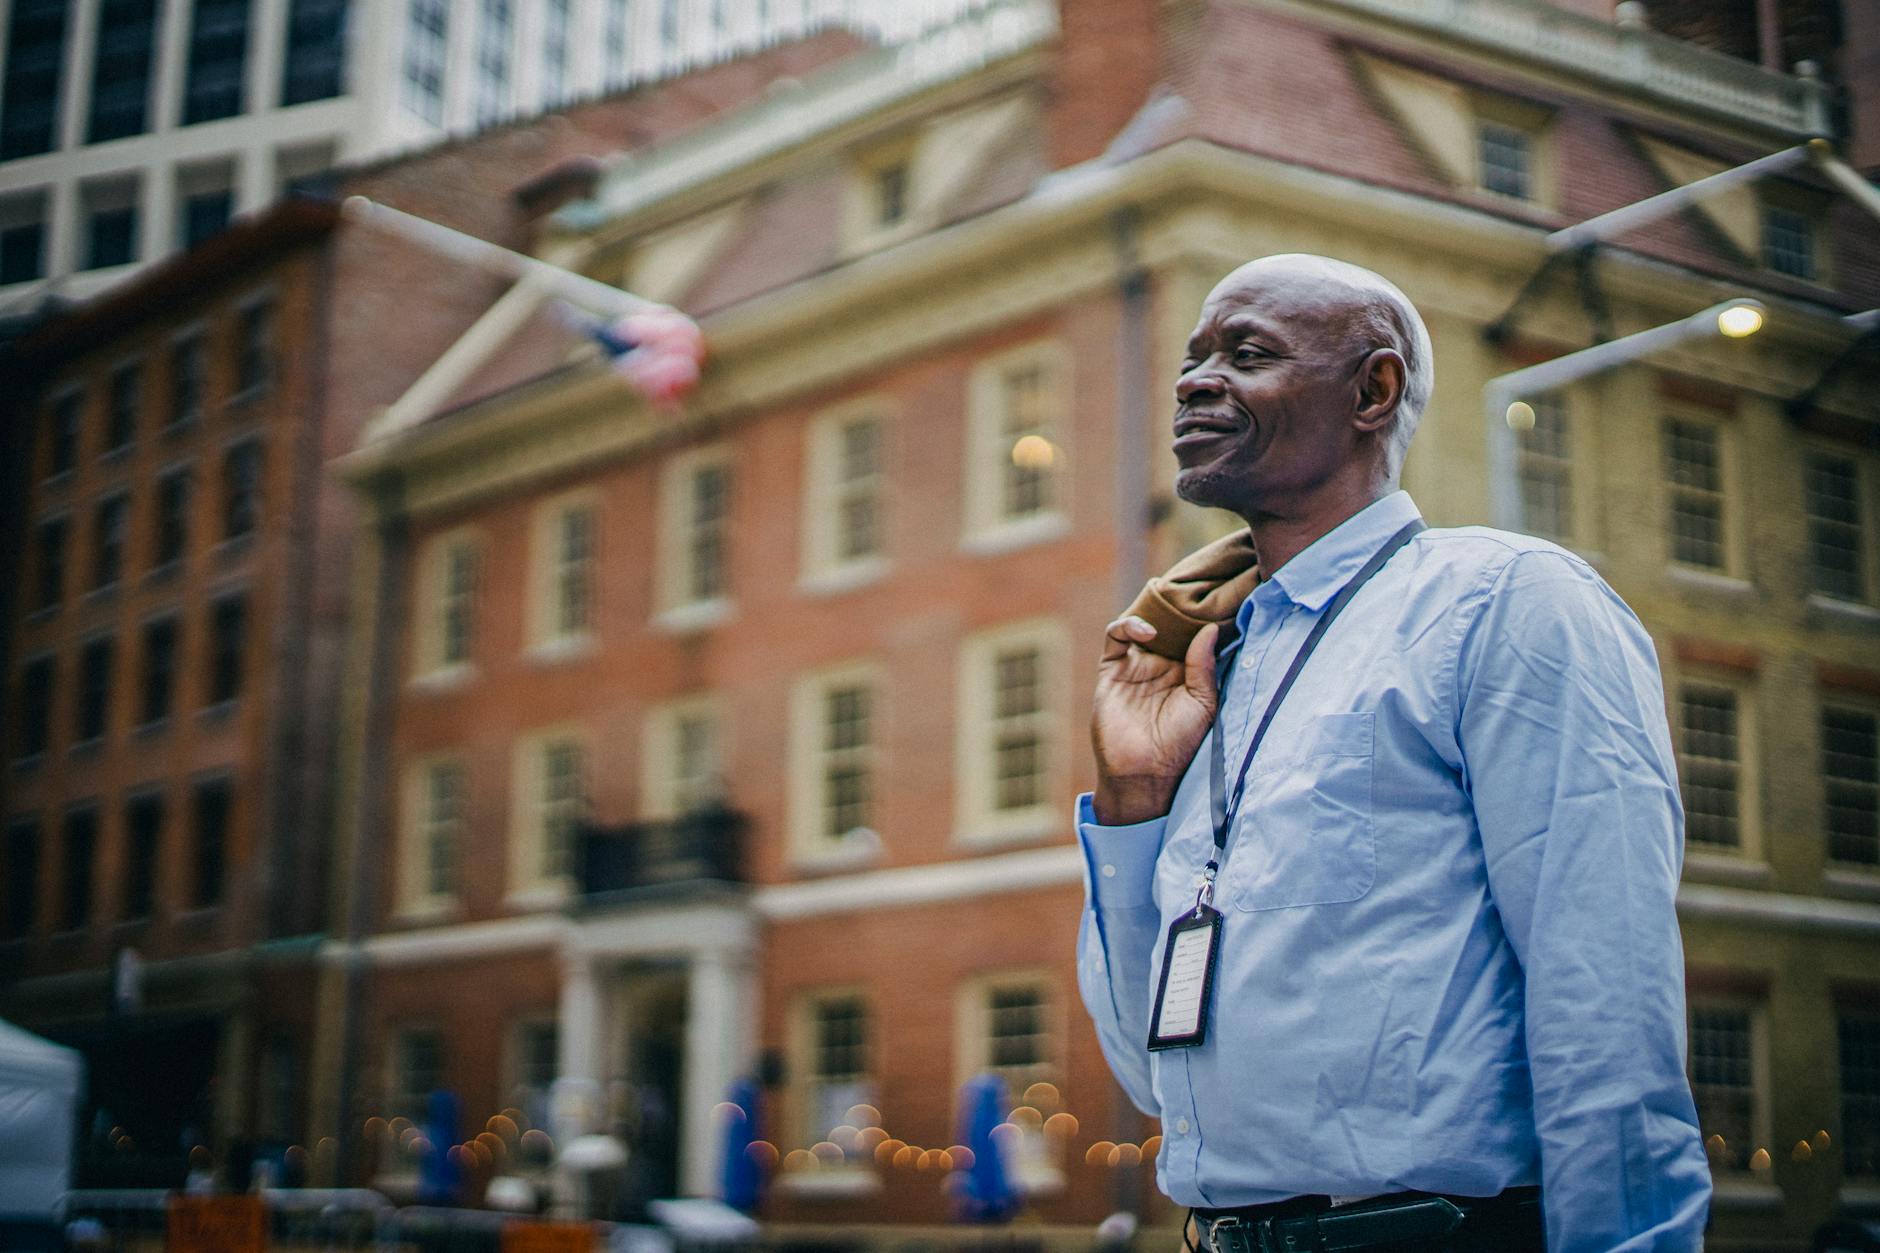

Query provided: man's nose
[1175,364,1224,404]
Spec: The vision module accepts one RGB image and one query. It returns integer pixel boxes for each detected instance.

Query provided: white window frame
[1661,411,1744,581]
[953,970,1064,1196]
[1672,670,1762,867]
[1514,387,1598,551]
[641,694,725,821]
[400,752,466,917]
[800,399,891,593]
[778,985,879,1189]
[655,444,733,630]
[955,618,1067,845]
[1686,994,1771,1183]
[962,342,1072,553]
[526,491,599,655]
[412,528,482,684]
[507,725,587,901]
[788,661,886,870]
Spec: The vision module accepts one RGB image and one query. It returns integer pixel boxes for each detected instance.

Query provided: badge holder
[1147,877,1223,1051]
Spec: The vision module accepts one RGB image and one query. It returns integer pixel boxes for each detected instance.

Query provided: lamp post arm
[1547,146,1808,253]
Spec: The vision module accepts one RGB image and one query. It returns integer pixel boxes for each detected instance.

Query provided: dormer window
[1761,203,1815,280]
[873,162,908,227]
[1477,119,1532,200]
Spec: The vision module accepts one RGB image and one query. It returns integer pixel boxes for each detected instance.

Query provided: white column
[678,947,757,1197]
[559,954,603,1089]
[142,161,174,261]
[46,177,79,284]
[251,0,288,119]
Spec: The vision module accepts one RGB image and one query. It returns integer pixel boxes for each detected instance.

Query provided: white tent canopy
[0,1019,82,1218]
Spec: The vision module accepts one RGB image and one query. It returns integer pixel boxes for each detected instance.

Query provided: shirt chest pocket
[1221,712,1376,912]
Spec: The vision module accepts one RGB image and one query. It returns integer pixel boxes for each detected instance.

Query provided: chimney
[1049,0,1174,168]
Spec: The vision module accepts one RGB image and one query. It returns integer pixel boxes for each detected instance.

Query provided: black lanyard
[1198,518,1425,902]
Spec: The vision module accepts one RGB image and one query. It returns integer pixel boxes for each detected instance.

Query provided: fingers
[1100,615,1158,665]
[1182,621,1221,712]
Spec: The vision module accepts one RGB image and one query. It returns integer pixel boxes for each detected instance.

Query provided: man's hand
[1091,617,1221,825]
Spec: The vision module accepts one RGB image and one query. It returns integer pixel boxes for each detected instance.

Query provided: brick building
[320,0,1880,1248]
[0,28,864,1187]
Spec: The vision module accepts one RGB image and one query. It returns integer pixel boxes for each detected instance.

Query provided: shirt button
[1101,864,1117,878]
[1176,1118,1191,1135]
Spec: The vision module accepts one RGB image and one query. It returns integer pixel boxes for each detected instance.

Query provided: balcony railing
[1310,0,1833,138]
[573,806,748,904]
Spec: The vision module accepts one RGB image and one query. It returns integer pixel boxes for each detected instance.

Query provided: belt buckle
[1204,1215,1271,1253]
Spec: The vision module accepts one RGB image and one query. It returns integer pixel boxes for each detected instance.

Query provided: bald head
[1206,255,1434,476]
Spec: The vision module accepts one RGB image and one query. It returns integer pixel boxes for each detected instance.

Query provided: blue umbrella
[956,1073,1020,1223]
[417,1089,462,1204]
[718,1076,763,1212]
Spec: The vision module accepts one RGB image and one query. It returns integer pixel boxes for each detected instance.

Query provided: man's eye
[1234,347,1263,366]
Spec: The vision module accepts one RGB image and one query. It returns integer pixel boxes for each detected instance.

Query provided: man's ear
[1353,348,1406,434]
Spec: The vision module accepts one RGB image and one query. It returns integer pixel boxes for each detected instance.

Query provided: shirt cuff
[1075,791,1165,911]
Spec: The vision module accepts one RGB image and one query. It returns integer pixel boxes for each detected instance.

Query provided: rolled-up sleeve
[1455,550,1710,1252]
[1074,791,1166,1117]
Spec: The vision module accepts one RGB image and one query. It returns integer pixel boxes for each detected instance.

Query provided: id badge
[1147,904,1223,1051]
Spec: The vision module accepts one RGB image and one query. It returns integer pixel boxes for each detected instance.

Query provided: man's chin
[1173,465,1243,514]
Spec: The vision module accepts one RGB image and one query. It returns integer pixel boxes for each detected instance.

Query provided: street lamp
[1484,298,1765,532]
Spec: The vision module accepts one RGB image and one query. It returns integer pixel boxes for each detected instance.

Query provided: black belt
[1195,1186,1542,1253]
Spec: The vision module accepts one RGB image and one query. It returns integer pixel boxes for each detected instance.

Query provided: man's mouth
[1172,412,1243,453]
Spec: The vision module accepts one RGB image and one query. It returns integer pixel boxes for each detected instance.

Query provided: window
[391,1027,443,1121]
[658,449,732,614]
[1762,204,1815,281]
[33,518,67,612]
[475,0,512,125]
[797,993,872,1146]
[222,440,262,539]
[1516,392,1573,543]
[82,182,139,270]
[791,667,882,863]
[191,777,231,907]
[803,407,887,580]
[93,493,129,590]
[958,621,1064,842]
[966,345,1068,542]
[88,0,159,141]
[409,760,465,904]
[183,0,251,124]
[124,793,162,919]
[402,0,447,124]
[154,467,192,568]
[874,163,909,227]
[2,820,40,938]
[0,216,45,285]
[60,808,98,930]
[532,501,595,645]
[1843,1013,1880,1181]
[511,734,586,891]
[170,332,206,429]
[180,188,232,249]
[604,0,631,88]
[208,593,247,705]
[1824,704,1878,867]
[76,637,114,744]
[107,361,140,451]
[235,300,272,396]
[1663,418,1729,571]
[1806,453,1869,603]
[1,0,67,159]
[282,0,347,105]
[1678,682,1748,853]
[15,656,55,759]
[47,390,80,477]
[423,536,480,671]
[1689,1001,1761,1174]
[541,0,570,105]
[510,1020,559,1131]
[644,699,723,820]
[1477,120,1531,199]
[139,617,179,725]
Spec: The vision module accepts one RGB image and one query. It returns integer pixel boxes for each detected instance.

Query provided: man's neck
[1241,483,1394,575]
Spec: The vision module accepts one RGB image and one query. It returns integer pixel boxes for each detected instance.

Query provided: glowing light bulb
[1717,304,1763,338]
[1505,401,1536,432]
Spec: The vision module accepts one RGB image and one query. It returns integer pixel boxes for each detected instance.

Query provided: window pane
[282,0,347,105]
[93,495,128,588]
[223,441,262,538]
[986,985,1049,1085]
[403,0,447,123]
[442,543,477,665]
[183,0,250,124]
[193,779,231,907]
[1,0,68,159]
[1679,685,1741,849]
[1824,706,1879,866]
[125,793,162,918]
[1478,121,1530,199]
[542,741,585,878]
[77,637,114,742]
[1690,1005,1755,1172]
[210,594,247,704]
[61,808,97,929]
[140,616,178,724]
[1517,392,1572,542]
[426,762,462,897]
[476,0,512,124]
[89,0,158,141]
[999,365,1055,520]
[1762,205,1814,280]
[1806,454,1866,602]
[1664,420,1726,570]
[1843,1015,1880,1180]
[156,469,192,567]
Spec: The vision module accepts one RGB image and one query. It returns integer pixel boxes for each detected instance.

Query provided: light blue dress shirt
[1075,491,1710,1252]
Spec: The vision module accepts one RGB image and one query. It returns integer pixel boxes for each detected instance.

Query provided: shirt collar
[1233,490,1423,633]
